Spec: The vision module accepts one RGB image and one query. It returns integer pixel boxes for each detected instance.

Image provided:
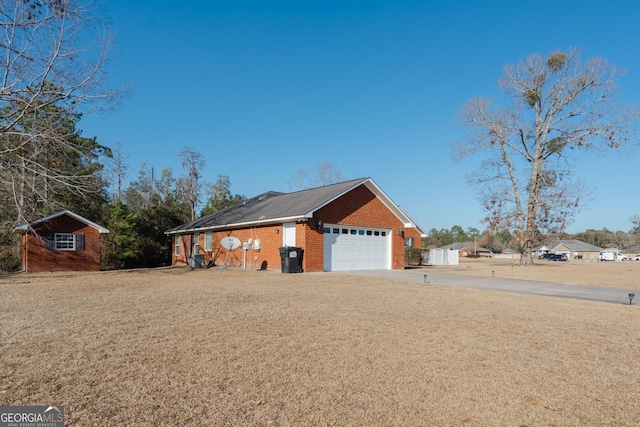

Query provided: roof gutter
[164,214,311,235]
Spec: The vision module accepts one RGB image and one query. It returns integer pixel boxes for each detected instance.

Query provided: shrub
[405,248,423,266]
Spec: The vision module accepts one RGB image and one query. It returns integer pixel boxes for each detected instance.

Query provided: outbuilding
[166,178,425,272]
[13,210,110,272]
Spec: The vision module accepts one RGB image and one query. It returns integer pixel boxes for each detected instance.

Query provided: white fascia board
[363,180,427,236]
[303,178,370,216]
[303,177,426,236]
[165,215,309,235]
[13,210,109,234]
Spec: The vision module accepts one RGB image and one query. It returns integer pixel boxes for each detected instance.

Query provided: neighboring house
[166,178,426,272]
[13,210,109,272]
[440,242,490,257]
[546,239,603,261]
[532,244,550,259]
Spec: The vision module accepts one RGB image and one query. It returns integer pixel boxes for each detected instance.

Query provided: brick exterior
[172,183,422,272]
[314,184,411,269]
[172,224,289,271]
[20,214,103,272]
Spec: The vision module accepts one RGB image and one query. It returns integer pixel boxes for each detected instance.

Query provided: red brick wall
[403,228,422,248]
[314,185,409,270]
[21,215,102,272]
[172,224,289,271]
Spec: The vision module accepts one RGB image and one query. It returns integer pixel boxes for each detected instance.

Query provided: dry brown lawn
[1,260,639,426]
[426,256,640,290]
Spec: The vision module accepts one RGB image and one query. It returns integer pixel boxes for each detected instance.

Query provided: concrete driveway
[341,268,638,306]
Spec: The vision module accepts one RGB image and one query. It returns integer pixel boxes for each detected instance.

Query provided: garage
[323,224,391,271]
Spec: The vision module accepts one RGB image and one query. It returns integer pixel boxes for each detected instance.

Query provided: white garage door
[323,224,391,271]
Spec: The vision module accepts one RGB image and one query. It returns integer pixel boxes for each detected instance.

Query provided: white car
[631,254,640,261]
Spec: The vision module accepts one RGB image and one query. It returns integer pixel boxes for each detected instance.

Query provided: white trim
[54,233,76,251]
[165,215,309,235]
[304,178,426,237]
[14,210,109,234]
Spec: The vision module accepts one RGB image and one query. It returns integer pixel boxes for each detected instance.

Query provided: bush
[405,248,423,266]
[0,231,21,272]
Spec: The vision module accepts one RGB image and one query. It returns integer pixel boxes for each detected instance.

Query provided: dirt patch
[1,266,639,426]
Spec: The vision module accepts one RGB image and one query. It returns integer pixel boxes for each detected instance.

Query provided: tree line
[423,223,640,254]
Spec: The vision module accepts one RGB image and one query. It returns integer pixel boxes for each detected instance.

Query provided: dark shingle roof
[549,239,602,252]
[166,178,373,234]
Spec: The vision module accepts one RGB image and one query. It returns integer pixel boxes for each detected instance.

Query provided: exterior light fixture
[316,219,323,230]
[629,293,635,305]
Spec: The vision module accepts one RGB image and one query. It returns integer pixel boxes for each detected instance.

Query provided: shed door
[283,222,296,247]
[323,224,391,271]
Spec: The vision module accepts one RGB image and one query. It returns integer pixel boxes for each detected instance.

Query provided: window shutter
[76,234,85,250]
[46,234,54,250]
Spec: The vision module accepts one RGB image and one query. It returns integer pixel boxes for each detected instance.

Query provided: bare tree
[178,147,205,221]
[0,0,123,226]
[456,48,639,265]
[107,142,128,200]
[288,161,343,190]
[316,161,343,186]
[287,168,312,191]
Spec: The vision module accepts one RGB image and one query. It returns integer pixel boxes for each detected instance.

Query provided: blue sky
[80,0,640,234]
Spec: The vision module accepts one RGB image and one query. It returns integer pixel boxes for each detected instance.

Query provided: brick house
[13,210,109,272]
[440,242,491,257]
[166,178,425,272]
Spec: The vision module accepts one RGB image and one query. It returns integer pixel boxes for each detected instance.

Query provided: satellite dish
[220,236,241,250]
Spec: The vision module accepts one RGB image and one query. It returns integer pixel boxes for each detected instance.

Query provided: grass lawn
[1,262,639,426]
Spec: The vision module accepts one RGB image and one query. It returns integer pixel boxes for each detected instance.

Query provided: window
[323,227,331,234]
[53,233,80,250]
[342,229,348,234]
[47,233,84,251]
[366,230,372,236]
[194,232,200,254]
[381,231,386,236]
[332,228,339,234]
[358,230,365,235]
[204,232,213,251]
[405,237,415,248]
[175,238,180,255]
[350,229,356,235]
[374,231,380,236]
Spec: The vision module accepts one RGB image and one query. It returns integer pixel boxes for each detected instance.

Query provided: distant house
[166,178,425,272]
[532,244,550,259]
[13,210,109,272]
[546,239,602,261]
[440,242,491,257]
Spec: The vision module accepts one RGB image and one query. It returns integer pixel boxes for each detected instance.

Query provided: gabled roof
[166,177,426,236]
[548,239,602,252]
[13,210,110,234]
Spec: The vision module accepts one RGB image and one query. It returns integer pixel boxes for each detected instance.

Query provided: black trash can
[279,246,303,273]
